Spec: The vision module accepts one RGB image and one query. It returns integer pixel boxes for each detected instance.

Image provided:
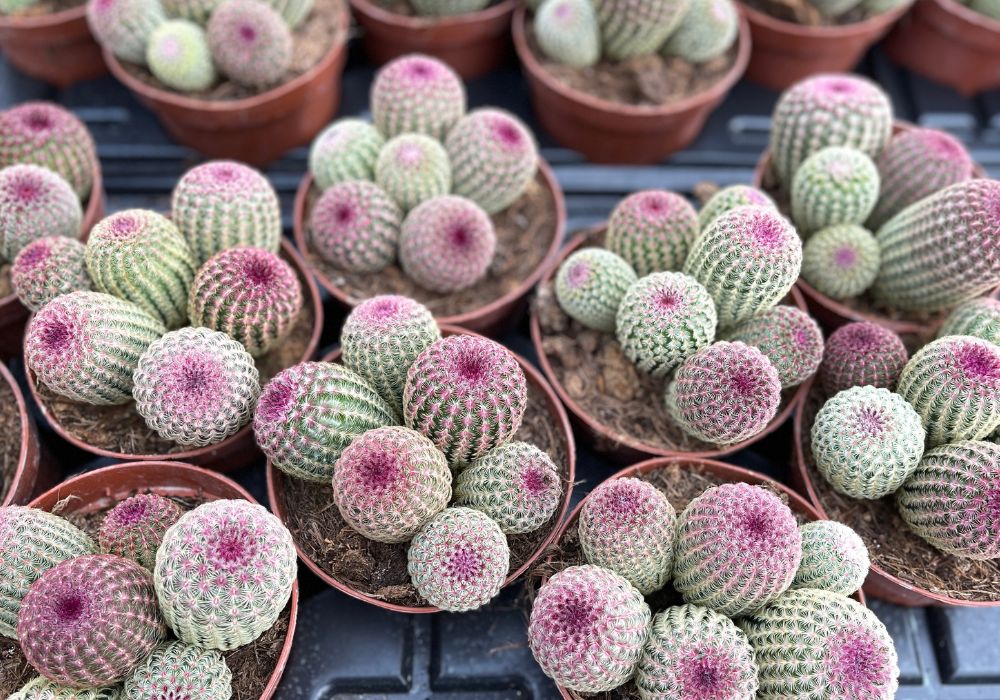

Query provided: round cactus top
[0,164,73,209]
[455,108,535,157]
[921,336,1000,386]
[897,127,973,166]
[375,53,462,94]
[27,290,97,359]
[582,477,674,531]
[348,294,435,330]
[726,206,799,256]
[174,159,272,199]
[101,493,181,533]
[828,321,906,358]
[195,245,298,303]
[614,189,690,228]
[684,482,800,557]
[0,102,93,151]
[791,74,883,104]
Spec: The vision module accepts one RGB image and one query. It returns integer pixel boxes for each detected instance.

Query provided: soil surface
[742,0,879,25]
[0,376,21,503]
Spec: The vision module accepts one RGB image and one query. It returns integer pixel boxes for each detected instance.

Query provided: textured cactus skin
[154,499,296,650]
[554,247,637,333]
[666,341,782,445]
[333,426,452,543]
[897,440,1000,561]
[264,0,313,26]
[207,0,292,88]
[99,494,185,571]
[8,678,120,700]
[811,385,925,499]
[398,195,496,293]
[720,305,823,389]
[172,160,281,266]
[133,327,261,447]
[792,521,870,595]
[309,180,402,274]
[616,271,717,379]
[969,0,1000,19]
[529,564,651,693]
[25,291,166,405]
[682,206,802,328]
[375,134,452,213]
[661,0,739,63]
[122,641,232,700]
[770,74,893,187]
[873,179,1000,312]
[453,441,562,534]
[410,0,490,15]
[635,604,758,700]
[791,147,880,235]
[0,164,83,262]
[741,588,899,700]
[161,0,221,24]
[86,210,197,329]
[12,236,92,312]
[188,246,303,357]
[146,20,216,93]
[404,335,527,465]
[18,554,166,687]
[606,190,700,276]
[820,321,908,395]
[939,296,1000,346]
[673,483,801,616]
[254,361,396,481]
[309,119,385,192]
[578,477,676,595]
[593,0,690,59]
[0,507,95,640]
[801,224,880,300]
[407,507,510,611]
[534,0,601,68]
[371,55,467,140]
[698,185,776,230]
[86,0,166,65]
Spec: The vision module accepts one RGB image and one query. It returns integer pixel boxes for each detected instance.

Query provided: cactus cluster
[375,134,452,212]
[0,164,82,262]
[792,520,870,596]
[820,321,908,394]
[720,305,824,388]
[697,184,775,230]
[86,0,166,65]
[98,494,184,571]
[534,0,601,68]
[554,247,637,333]
[11,237,92,312]
[790,146,880,235]
[593,0,690,60]
[309,180,403,274]
[939,296,1000,346]
[606,190,700,276]
[122,641,232,700]
[801,224,880,300]
[206,0,292,88]
[370,55,467,140]
[661,0,740,63]
[308,119,385,191]
[146,19,217,92]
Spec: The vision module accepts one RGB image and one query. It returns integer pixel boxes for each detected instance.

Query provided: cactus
[404,335,527,465]
[370,55,467,140]
[897,440,1000,561]
[810,0,862,17]
[309,180,402,274]
[792,520,870,596]
[534,0,601,68]
[616,271,717,378]
[0,507,95,639]
[791,147,880,235]
[811,385,925,499]
[8,678,120,700]
[578,477,677,595]
[254,361,396,481]
[673,483,801,616]
[969,0,1000,18]
[666,341,782,445]
[0,164,82,262]
[528,564,651,693]
[606,190,700,276]
[593,0,690,60]
[635,604,758,700]
[683,206,802,328]
[939,296,1000,346]
[206,0,292,89]
[859,0,911,12]
[801,224,880,300]
[407,507,510,611]
[410,0,491,15]
[0,0,38,14]
[122,641,232,700]
[453,441,563,535]
[375,134,452,212]
[698,184,776,231]
[661,0,740,63]
[820,321,908,395]
[554,247,637,333]
[720,305,824,389]
[398,195,496,293]
[445,108,538,215]
[171,160,281,266]
[308,119,385,192]
[99,494,184,571]
[86,0,166,65]
[264,0,313,26]
[333,426,452,543]
[154,499,297,650]
[770,74,893,186]
[161,0,221,24]
[18,554,166,687]
[25,291,166,405]
[188,246,303,357]
[146,20,216,92]
[85,209,197,329]
[11,236,92,312]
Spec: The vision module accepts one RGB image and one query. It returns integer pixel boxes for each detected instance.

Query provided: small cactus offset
[308,119,385,191]
[99,494,185,571]
[309,180,402,274]
[25,291,166,405]
[0,164,82,261]
[86,0,166,65]
[697,184,776,230]
[254,361,396,481]
[146,20,216,93]
[661,0,740,63]
[554,247,638,333]
[529,565,651,693]
[161,0,221,24]
[593,0,691,60]
[578,477,677,595]
[615,271,717,378]
[534,0,601,68]
[939,296,1000,346]
[154,499,297,650]
[122,641,232,700]
[188,246,303,357]
[453,441,563,535]
[720,305,824,389]
[404,335,527,465]
[811,386,925,499]
[790,146,880,235]
[375,134,452,212]
[370,55,467,140]
[820,321,908,394]
[407,507,510,611]
[333,426,452,543]
[673,483,802,617]
[792,520,870,596]
[11,236,92,312]
[410,0,490,15]
[264,0,313,26]
[18,554,166,687]
[8,678,120,700]
[801,224,880,300]
[207,0,292,88]
[606,190,700,276]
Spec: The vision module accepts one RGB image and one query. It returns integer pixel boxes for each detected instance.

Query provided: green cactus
[0,164,82,262]
[606,190,700,276]
[969,0,1000,19]
[309,180,402,274]
[697,184,776,231]
[791,520,870,596]
[264,0,313,26]
[123,641,232,700]
[11,236,92,312]
[99,494,184,571]
[939,296,1000,346]
[146,20,216,92]
[308,119,385,192]
[8,678,120,700]
[410,0,490,15]
[375,134,452,213]
[661,0,740,63]
[0,0,39,14]
[86,0,166,65]
[370,55,467,140]
[720,305,824,388]
[791,146,880,235]
[534,0,601,67]
[554,247,638,333]
[161,0,221,24]
[801,224,880,300]
[593,0,691,60]
[206,0,293,88]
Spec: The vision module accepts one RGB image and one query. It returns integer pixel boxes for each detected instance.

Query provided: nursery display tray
[3,40,1000,700]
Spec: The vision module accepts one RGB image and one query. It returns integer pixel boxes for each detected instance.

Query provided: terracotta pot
[349,0,517,79]
[292,159,566,336]
[884,0,1000,97]
[0,5,106,87]
[25,238,323,472]
[738,1,909,91]
[102,0,350,166]
[267,323,577,613]
[0,362,52,506]
[26,461,299,698]
[512,7,750,164]
[530,226,810,464]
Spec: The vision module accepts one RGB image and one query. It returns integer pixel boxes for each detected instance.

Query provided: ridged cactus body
[146,20,216,92]
[309,180,402,274]
[265,0,313,26]
[308,119,385,191]
[99,494,184,571]
[122,641,232,700]
[86,0,166,65]
[375,134,452,213]
[371,55,466,140]
[207,0,292,88]
[801,224,880,300]
[410,0,490,14]
[791,146,880,235]
[554,247,637,333]
[939,296,1000,346]
[0,164,82,262]
[593,0,690,60]
[661,0,740,63]
[697,184,775,230]
[606,190,699,276]
[8,678,120,700]
[534,0,601,68]
[820,321,908,394]
[11,236,92,312]
[792,520,870,595]
[720,305,824,388]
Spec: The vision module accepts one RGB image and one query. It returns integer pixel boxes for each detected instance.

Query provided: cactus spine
[606,190,700,277]
[790,146,880,235]
[554,247,638,333]
[11,236,92,312]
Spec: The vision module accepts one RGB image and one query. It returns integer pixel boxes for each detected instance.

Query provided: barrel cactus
[8,678,120,700]
[534,0,601,68]
[375,134,452,213]
[410,0,490,14]
[370,54,466,140]
[801,224,880,300]
[792,520,870,596]
[0,164,82,261]
[554,247,637,333]
[309,180,402,274]
[697,184,775,230]
[207,0,292,88]
[791,146,880,235]
[146,20,217,92]
[593,0,690,60]
[308,119,385,192]
[606,190,700,276]
[99,494,184,571]
[939,296,1000,346]
[11,236,91,312]
[820,321,908,394]
[86,0,166,65]
[720,305,824,388]
[122,641,232,700]
[661,0,740,63]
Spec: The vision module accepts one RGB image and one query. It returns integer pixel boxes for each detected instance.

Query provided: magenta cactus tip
[98,494,184,570]
[820,321,908,394]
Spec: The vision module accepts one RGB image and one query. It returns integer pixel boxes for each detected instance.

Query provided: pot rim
[349,0,518,29]
[737,0,911,37]
[0,362,33,507]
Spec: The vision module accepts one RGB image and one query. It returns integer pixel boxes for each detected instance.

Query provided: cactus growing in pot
[938,296,1000,346]
[410,0,490,15]
[0,164,83,262]
[11,237,92,312]
[207,0,293,89]
[534,0,601,68]
[8,678,120,700]
[308,119,385,192]
[370,55,467,141]
[146,20,217,93]
[720,305,823,389]
[308,180,402,274]
[99,494,184,571]
[554,247,637,333]
[593,0,690,60]
[791,520,870,596]
[661,0,740,63]
[606,190,700,276]
[375,134,452,213]
[790,146,880,235]
[161,0,222,24]
[264,0,313,26]
[122,640,232,700]
[819,321,908,394]
[86,0,167,65]
[697,184,775,230]
[801,224,880,300]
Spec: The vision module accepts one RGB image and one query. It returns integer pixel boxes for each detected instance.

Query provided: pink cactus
[370,54,466,140]
[309,180,402,274]
[98,494,184,570]
[820,321,908,394]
